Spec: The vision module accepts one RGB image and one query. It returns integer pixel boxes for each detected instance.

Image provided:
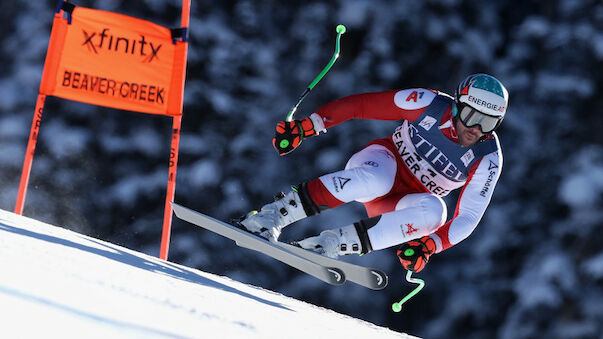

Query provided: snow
[0,209,417,339]
[1,1,602,338]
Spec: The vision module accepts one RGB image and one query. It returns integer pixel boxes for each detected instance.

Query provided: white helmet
[454,73,509,133]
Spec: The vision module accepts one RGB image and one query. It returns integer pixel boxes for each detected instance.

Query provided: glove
[273,117,317,156]
[397,236,436,273]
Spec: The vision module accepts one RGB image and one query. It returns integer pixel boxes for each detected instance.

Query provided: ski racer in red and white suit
[241,74,508,272]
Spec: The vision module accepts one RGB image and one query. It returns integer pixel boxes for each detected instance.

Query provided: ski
[171,203,345,286]
[276,242,388,290]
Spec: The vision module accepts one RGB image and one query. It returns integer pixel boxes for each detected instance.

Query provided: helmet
[453,73,509,133]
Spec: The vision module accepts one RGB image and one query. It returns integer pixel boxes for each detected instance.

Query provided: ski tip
[170,201,184,216]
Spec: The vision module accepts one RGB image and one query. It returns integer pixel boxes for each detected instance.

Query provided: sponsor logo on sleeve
[480,160,499,197]
[488,159,499,170]
[394,89,436,110]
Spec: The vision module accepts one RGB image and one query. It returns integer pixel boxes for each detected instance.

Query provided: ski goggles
[457,103,503,134]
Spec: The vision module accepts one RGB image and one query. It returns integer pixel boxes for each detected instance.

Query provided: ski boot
[296,224,365,258]
[239,188,310,242]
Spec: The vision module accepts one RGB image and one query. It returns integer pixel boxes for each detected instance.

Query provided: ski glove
[397,236,436,273]
[273,117,317,156]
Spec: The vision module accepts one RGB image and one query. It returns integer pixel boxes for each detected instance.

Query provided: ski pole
[285,24,346,122]
[392,271,425,312]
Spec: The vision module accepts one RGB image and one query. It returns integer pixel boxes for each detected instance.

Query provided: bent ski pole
[285,24,346,122]
[392,271,425,312]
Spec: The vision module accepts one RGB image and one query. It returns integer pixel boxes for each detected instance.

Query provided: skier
[240,73,508,273]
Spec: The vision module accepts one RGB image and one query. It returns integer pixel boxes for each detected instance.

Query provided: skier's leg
[305,144,398,208]
[297,193,447,257]
[365,193,447,250]
[241,144,397,242]
[239,184,320,242]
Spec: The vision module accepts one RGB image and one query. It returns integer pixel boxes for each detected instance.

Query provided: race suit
[304,88,503,254]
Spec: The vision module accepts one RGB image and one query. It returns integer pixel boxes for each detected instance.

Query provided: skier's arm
[429,150,503,253]
[274,88,436,155]
[313,89,438,129]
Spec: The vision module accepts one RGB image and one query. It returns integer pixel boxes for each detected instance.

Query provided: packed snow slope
[0,209,417,339]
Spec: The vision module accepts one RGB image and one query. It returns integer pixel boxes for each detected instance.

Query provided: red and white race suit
[305,88,503,253]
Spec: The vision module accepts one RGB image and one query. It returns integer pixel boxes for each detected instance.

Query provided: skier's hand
[397,236,436,273]
[273,117,317,156]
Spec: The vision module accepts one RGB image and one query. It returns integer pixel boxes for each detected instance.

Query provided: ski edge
[171,202,345,286]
